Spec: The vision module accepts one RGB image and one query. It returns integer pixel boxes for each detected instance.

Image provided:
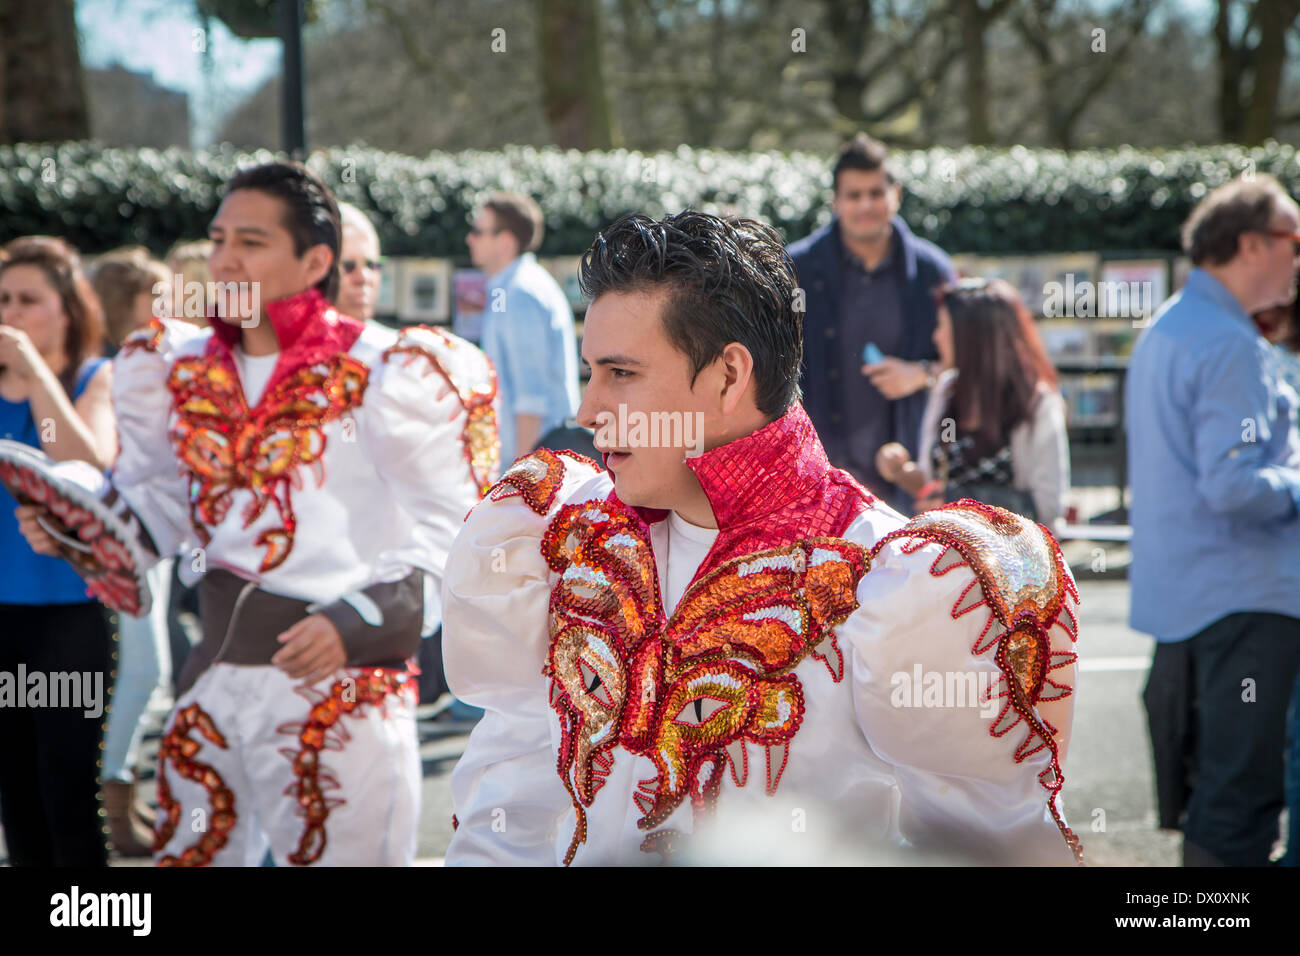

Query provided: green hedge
[1,141,1295,258]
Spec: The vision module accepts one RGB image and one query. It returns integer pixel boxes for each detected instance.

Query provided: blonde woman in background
[87,248,176,856]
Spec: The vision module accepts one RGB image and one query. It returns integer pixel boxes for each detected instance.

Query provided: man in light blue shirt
[1127,174,1300,866]
[467,192,580,464]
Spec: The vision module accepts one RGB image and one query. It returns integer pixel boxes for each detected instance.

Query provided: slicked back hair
[579,211,803,419]
[224,161,341,300]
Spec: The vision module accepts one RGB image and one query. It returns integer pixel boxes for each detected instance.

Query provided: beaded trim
[540,497,869,864]
[166,350,368,572]
[275,669,414,865]
[872,499,1084,864]
[119,317,166,356]
[382,325,500,496]
[154,703,237,866]
[487,447,601,515]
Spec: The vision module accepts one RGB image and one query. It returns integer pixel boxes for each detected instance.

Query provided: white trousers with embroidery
[153,663,420,867]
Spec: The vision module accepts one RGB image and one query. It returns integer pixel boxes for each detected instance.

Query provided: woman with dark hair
[876,277,1069,528]
[0,235,117,865]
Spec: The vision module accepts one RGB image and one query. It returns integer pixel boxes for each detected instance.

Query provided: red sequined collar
[615,402,872,554]
[206,287,363,395]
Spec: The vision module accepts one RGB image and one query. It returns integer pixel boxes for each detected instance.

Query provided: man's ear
[303,243,334,289]
[716,341,756,415]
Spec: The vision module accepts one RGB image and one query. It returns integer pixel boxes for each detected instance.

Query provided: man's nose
[575,384,603,431]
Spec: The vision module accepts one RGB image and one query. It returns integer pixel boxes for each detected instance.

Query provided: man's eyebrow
[584,354,646,367]
[209,225,271,237]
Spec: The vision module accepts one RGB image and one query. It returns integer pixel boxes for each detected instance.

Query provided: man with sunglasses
[1128,174,1300,867]
[466,191,580,465]
[337,202,385,325]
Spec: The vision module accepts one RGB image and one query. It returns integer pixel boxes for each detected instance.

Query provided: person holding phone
[787,134,956,508]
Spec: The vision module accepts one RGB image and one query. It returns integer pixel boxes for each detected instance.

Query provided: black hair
[832,133,895,193]
[579,210,802,418]
[223,160,341,300]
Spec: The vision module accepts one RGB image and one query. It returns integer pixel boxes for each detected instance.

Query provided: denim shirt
[1126,268,1300,641]
[479,253,581,464]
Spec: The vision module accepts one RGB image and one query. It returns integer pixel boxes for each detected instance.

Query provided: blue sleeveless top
[0,358,109,605]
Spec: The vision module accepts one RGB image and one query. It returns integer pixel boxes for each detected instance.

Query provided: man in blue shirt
[1127,174,1300,866]
[467,192,580,464]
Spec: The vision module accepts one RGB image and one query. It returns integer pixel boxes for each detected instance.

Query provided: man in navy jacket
[788,134,956,508]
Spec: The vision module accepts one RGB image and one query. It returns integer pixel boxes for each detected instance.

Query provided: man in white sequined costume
[20,162,497,865]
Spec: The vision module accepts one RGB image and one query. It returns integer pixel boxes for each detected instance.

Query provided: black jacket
[787,215,956,502]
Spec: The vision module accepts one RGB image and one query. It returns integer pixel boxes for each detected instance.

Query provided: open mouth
[602,451,630,470]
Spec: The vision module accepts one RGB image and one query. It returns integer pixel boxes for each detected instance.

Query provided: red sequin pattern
[154,703,237,866]
[541,497,869,864]
[275,669,414,865]
[382,325,500,496]
[166,350,368,572]
[487,447,600,515]
[873,499,1084,864]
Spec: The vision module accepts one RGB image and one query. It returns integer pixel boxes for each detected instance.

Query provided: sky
[75,0,284,147]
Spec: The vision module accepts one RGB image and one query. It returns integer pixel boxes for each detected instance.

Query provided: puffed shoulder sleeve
[443,448,605,866]
[845,501,1083,865]
[111,318,208,557]
[359,325,500,592]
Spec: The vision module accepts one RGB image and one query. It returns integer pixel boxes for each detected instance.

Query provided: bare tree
[1012,0,1160,150]
[0,0,89,143]
[1216,0,1300,143]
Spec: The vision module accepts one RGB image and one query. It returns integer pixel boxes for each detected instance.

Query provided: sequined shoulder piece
[486,448,598,515]
[119,317,167,356]
[381,325,499,496]
[871,499,1083,864]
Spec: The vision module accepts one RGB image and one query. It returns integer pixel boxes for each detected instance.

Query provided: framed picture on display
[398,258,452,324]
[374,257,401,318]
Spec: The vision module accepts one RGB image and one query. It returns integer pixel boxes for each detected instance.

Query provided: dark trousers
[1146,612,1300,867]
[0,602,113,866]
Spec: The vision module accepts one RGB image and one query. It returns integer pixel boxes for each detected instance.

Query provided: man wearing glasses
[466,192,580,464]
[1128,174,1300,867]
[337,202,385,326]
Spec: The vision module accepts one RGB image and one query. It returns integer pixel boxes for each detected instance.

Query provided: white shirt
[232,346,279,407]
[662,509,718,615]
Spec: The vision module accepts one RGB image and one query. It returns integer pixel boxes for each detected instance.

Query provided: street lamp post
[280,0,306,159]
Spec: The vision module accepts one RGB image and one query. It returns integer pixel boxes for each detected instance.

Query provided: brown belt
[180,569,419,696]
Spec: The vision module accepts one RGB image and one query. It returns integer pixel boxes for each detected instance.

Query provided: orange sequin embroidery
[873,499,1084,864]
[275,669,414,865]
[487,447,599,515]
[383,326,500,496]
[541,498,868,864]
[119,317,166,356]
[167,351,368,571]
[154,703,237,866]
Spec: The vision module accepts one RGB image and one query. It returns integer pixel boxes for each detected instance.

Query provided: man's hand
[272,613,347,684]
[875,441,913,484]
[862,357,928,400]
[15,504,60,556]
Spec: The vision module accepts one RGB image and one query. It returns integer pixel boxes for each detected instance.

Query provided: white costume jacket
[112,289,497,865]
[443,403,1082,866]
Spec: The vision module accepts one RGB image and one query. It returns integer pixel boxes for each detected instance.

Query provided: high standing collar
[620,402,834,531]
[206,287,364,397]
